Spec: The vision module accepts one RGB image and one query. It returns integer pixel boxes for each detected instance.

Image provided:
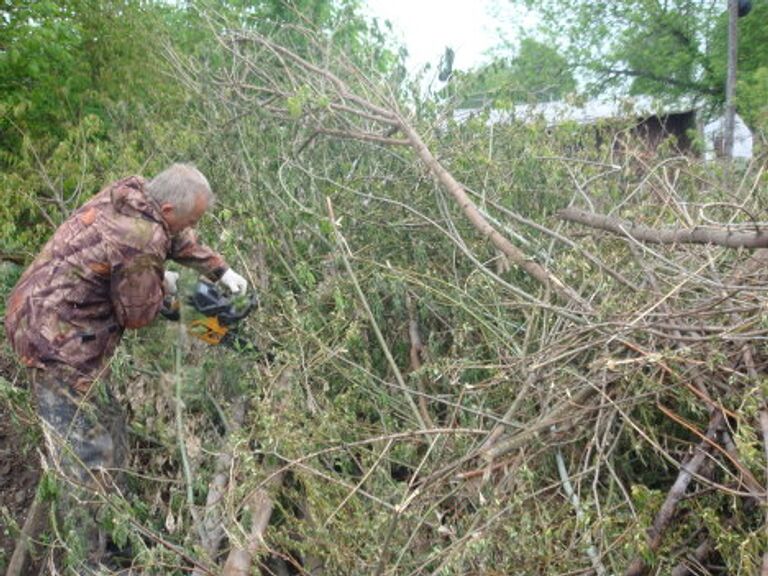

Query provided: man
[4,163,248,570]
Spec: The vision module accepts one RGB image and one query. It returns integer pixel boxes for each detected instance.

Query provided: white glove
[164,270,180,295]
[220,269,248,295]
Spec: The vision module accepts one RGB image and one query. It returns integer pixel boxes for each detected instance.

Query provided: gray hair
[146,163,214,216]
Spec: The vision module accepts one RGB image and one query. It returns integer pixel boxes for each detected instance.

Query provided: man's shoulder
[90,176,167,251]
[108,215,166,251]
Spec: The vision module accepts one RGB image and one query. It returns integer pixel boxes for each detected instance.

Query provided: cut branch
[560,207,768,248]
[399,120,589,309]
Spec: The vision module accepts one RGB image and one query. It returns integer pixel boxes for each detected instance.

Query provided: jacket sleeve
[111,253,165,329]
[169,228,229,280]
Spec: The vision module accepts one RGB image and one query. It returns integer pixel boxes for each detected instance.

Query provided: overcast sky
[362,0,536,77]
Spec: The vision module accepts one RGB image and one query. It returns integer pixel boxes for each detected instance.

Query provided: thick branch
[759,409,768,575]
[221,486,279,576]
[406,292,435,429]
[670,536,713,576]
[399,121,588,309]
[6,490,48,576]
[221,368,294,574]
[560,207,768,248]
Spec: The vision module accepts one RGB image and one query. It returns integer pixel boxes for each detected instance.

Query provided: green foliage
[513,0,768,125]
[447,37,577,107]
[3,1,768,574]
[0,1,191,254]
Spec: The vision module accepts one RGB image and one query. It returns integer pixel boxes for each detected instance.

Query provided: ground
[0,359,41,575]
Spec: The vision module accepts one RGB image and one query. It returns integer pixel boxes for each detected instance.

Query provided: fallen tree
[153,9,768,574]
[8,4,766,574]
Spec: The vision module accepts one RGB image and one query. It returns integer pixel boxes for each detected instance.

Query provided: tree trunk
[724,0,738,158]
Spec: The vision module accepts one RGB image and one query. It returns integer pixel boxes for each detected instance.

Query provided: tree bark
[724,0,739,158]
[399,121,588,309]
[559,207,768,248]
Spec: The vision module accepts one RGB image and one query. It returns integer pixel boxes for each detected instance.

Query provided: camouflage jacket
[5,176,228,377]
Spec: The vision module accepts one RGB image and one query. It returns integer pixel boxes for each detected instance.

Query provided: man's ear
[160,203,175,219]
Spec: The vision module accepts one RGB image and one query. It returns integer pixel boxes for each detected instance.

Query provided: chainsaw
[161,280,257,348]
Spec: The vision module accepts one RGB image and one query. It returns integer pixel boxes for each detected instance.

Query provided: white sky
[362,0,536,76]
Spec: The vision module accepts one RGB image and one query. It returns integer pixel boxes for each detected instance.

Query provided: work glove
[164,270,180,295]
[220,268,248,295]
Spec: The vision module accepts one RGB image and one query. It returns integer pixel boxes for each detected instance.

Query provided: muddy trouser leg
[30,366,127,571]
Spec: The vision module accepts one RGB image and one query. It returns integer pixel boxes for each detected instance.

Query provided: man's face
[162,193,209,235]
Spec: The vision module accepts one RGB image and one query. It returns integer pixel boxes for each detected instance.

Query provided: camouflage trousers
[30,364,128,570]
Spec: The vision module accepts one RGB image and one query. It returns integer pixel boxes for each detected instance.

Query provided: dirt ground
[0,365,41,574]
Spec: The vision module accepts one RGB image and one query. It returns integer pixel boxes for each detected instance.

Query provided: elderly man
[5,163,247,570]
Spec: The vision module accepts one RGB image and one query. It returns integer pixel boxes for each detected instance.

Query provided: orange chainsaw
[161,280,257,347]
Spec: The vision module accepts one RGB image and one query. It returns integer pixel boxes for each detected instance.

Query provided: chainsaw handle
[160,295,181,321]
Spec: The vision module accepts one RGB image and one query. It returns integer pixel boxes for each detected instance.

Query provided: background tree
[510,0,768,130]
[442,37,576,108]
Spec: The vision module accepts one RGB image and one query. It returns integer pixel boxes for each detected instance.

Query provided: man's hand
[164,270,180,295]
[220,269,248,294]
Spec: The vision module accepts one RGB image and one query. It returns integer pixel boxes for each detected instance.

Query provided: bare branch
[560,207,768,248]
[315,128,409,146]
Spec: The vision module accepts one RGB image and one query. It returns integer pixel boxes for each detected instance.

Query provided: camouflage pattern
[5,175,228,379]
[6,175,229,569]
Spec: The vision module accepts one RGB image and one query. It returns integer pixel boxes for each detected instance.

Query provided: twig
[324,438,394,526]
[315,127,409,146]
[625,410,725,576]
[555,445,607,576]
[758,409,768,575]
[5,486,49,576]
[482,384,597,460]
[326,196,427,429]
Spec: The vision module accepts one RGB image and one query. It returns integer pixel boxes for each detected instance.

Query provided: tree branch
[599,67,720,96]
[625,410,725,576]
[559,207,768,248]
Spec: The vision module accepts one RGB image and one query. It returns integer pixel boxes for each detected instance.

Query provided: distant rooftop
[453,95,698,127]
[452,95,753,160]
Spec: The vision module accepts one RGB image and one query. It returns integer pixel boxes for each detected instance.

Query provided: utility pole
[723,0,738,158]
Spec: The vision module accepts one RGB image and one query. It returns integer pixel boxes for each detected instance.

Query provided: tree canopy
[445,37,577,107]
[510,0,768,127]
